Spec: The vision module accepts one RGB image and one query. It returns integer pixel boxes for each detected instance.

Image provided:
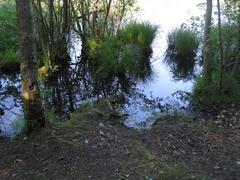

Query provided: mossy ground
[1,103,240,179]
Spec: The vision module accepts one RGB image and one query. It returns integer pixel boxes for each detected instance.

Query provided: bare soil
[1,104,240,180]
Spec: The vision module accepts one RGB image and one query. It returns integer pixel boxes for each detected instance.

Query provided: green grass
[86,22,157,82]
[164,27,198,81]
[167,27,198,57]
[119,22,157,48]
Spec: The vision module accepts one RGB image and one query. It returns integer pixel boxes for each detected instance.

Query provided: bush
[0,1,19,71]
[87,36,122,79]
[167,28,199,57]
[193,74,240,108]
[209,24,239,77]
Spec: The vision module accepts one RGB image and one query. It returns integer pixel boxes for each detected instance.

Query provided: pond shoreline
[1,103,240,179]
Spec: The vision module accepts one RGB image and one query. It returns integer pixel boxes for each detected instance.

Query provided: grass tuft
[86,22,157,82]
[167,27,198,57]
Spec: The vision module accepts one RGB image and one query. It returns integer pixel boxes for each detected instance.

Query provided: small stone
[99,123,105,127]
[222,109,227,113]
[14,159,25,166]
[99,130,105,136]
[75,131,80,135]
[85,139,89,144]
[215,120,222,124]
[236,161,240,166]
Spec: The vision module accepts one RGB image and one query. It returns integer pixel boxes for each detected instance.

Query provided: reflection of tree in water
[0,74,22,134]
[0,45,154,122]
[43,48,154,119]
[164,52,197,81]
[0,74,21,112]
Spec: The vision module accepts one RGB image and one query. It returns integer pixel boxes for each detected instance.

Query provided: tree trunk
[203,0,213,85]
[103,0,112,35]
[16,0,45,132]
[217,0,224,91]
[62,0,69,34]
[230,2,240,77]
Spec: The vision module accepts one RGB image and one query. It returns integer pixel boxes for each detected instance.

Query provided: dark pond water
[0,0,203,136]
[0,74,23,137]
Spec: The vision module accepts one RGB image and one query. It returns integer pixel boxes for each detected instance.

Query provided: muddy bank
[0,103,240,179]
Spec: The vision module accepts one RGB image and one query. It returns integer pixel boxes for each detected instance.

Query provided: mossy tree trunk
[16,0,45,132]
[203,0,213,85]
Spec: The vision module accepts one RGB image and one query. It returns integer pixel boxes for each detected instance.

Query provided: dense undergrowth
[192,23,240,108]
[193,75,240,108]
[0,1,18,72]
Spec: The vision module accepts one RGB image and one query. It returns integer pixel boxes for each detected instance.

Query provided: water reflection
[0,34,196,136]
[1,0,206,136]
[41,48,154,120]
[164,53,197,81]
[0,73,23,137]
[0,44,195,136]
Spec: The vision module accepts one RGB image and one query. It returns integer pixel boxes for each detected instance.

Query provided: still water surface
[0,0,203,136]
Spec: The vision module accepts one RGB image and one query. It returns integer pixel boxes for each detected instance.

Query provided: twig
[50,135,80,147]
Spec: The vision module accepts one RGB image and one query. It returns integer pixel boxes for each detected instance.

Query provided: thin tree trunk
[16,0,45,132]
[49,0,54,45]
[59,0,69,60]
[231,3,240,77]
[217,0,224,91]
[62,0,69,34]
[203,0,213,85]
[103,0,112,35]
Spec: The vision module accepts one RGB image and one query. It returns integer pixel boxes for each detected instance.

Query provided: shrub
[193,74,240,108]
[0,1,19,71]
[209,24,239,78]
[87,36,122,79]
